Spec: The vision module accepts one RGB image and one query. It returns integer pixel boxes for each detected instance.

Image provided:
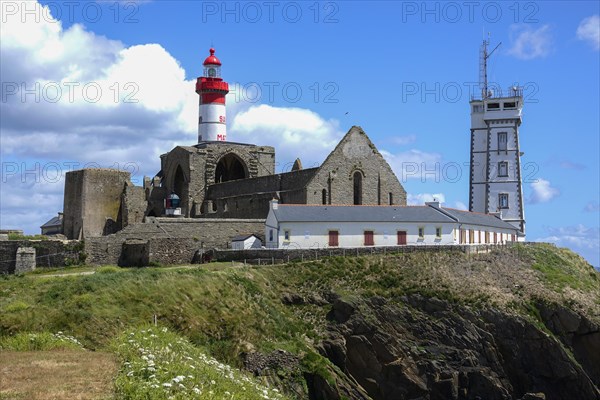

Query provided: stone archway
[215,153,248,183]
[174,165,186,197]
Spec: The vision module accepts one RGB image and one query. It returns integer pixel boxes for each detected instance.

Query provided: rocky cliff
[309,295,598,400]
[268,244,600,400]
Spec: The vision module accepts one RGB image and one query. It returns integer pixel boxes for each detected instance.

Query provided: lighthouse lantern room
[196,48,229,142]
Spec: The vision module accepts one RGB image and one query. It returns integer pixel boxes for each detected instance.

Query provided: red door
[364,231,374,246]
[397,231,407,245]
[328,231,339,247]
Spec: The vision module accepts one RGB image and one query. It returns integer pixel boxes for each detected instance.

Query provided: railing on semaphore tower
[471,86,523,101]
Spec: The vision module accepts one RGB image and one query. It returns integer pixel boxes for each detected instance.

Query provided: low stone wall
[0,240,83,274]
[212,243,533,264]
[213,245,469,263]
[85,218,265,266]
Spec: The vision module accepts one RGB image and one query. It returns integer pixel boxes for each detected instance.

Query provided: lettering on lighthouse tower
[196,48,229,142]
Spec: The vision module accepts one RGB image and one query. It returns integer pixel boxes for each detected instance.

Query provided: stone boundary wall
[0,240,83,274]
[85,218,265,266]
[213,243,515,263]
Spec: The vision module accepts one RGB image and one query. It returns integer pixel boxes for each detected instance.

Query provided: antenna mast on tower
[479,34,501,99]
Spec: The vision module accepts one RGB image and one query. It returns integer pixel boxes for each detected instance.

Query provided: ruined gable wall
[306,127,407,206]
[159,143,276,217]
[119,182,146,228]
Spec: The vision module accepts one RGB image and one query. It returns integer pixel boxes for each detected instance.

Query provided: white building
[265,200,519,249]
[469,40,525,237]
[231,234,262,250]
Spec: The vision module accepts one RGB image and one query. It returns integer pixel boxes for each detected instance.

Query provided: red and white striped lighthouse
[196,48,229,142]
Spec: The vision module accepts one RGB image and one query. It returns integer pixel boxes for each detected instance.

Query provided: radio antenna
[479,34,502,99]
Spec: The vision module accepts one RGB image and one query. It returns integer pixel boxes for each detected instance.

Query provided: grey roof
[433,207,518,230]
[40,215,62,228]
[272,204,519,231]
[231,234,260,242]
[273,205,455,223]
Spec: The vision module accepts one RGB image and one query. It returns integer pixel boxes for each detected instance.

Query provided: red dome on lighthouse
[203,48,221,66]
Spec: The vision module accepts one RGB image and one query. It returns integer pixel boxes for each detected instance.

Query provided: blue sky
[1,1,599,266]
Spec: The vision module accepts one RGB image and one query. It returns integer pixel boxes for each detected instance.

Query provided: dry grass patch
[0,350,117,400]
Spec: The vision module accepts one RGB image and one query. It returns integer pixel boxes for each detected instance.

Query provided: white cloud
[577,15,600,50]
[230,104,343,171]
[559,160,586,170]
[0,0,197,172]
[507,24,552,60]
[528,178,560,204]
[453,201,468,210]
[0,0,351,233]
[584,201,600,213]
[407,193,446,206]
[390,135,417,146]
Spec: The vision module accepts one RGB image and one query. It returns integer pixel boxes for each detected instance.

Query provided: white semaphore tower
[469,39,526,238]
[196,48,229,142]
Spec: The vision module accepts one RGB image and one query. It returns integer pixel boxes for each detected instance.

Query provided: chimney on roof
[425,201,441,209]
[270,198,279,210]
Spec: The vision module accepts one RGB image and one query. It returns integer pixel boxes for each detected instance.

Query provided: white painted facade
[265,201,519,249]
[470,93,525,237]
[266,221,455,249]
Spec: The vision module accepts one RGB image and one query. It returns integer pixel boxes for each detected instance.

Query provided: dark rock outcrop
[315,295,600,400]
[536,301,600,387]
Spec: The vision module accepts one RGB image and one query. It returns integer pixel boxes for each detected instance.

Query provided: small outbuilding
[231,234,262,250]
[40,212,63,236]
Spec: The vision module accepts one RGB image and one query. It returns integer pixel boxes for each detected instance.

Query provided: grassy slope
[0,243,598,397]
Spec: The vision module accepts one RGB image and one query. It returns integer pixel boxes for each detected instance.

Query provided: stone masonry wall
[85,218,265,265]
[213,243,521,263]
[204,168,318,218]
[63,169,131,239]
[120,182,147,228]
[15,247,36,274]
[0,240,83,274]
[158,143,276,217]
[306,126,407,206]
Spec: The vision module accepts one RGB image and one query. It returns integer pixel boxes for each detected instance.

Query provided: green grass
[0,331,84,351]
[113,325,289,400]
[524,243,599,291]
[0,266,314,362]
